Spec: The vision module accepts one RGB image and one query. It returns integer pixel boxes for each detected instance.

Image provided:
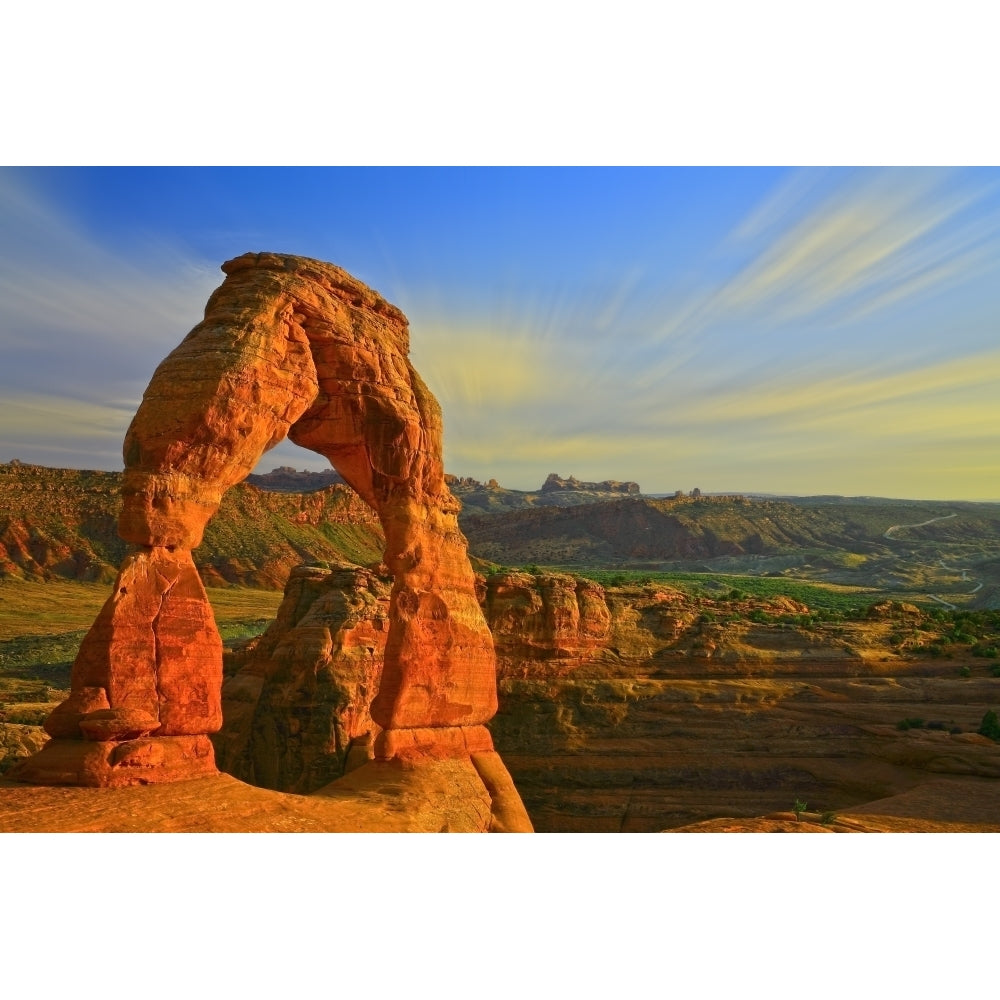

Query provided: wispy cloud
[677,348,1000,429]
[0,171,221,466]
[720,169,997,324]
[634,169,1000,370]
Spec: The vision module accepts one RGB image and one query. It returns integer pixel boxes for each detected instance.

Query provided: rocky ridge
[245,466,347,492]
[0,461,383,588]
[448,472,646,514]
[539,473,640,495]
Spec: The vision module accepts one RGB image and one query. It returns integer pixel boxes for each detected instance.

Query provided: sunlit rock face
[484,571,613,675]
[213,563,392,793]
[15,254,518,810]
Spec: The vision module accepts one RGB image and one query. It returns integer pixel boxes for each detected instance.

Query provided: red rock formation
[17,254,517,806]
[484,571,612,674]
[213,563,391,792]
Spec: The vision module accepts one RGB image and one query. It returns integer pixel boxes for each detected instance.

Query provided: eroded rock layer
[213,563,390,793]
[17,254,520,813]
[213,567,1000,831]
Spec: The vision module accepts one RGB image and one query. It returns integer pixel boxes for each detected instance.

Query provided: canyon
[206,565,1000,831]
[7,556,1000,830]
[5,459,1000,829]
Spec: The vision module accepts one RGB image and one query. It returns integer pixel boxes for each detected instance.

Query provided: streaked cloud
[722,169,996,320]
[0,170,220,404]
[1,167,998,499]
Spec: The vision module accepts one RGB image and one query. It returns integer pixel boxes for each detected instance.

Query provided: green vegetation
[0,579,283,698]
[897,717,925,731]
[978,710,1000,742]
[1,704,48,725]
[566,569,878,615]
[793,798,808,819]
[491,564,1000,650]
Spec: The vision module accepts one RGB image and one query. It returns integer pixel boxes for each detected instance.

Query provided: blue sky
[1,166,998,499]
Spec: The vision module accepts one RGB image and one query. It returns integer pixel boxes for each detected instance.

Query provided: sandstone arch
[19,253,500,787]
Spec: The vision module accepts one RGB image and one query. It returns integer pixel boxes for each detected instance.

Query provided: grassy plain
[0,579,282,703]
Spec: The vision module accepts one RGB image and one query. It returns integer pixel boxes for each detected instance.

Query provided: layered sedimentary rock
[212,567,1000,831]
[17,253,523,819]
[214,563,391,793]
[484,571,613,674]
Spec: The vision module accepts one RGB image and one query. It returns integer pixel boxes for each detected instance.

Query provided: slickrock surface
[12,253,529,830]
[671,777,1000,831]
[0,762,499,832]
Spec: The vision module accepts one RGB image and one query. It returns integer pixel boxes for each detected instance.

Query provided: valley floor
[492,657,1000,832]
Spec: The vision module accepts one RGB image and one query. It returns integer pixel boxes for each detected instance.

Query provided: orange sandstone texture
[213,563,391,793]
[16,254,521,820]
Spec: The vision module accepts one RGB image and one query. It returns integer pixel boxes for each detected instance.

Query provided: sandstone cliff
[212,566,1000,830]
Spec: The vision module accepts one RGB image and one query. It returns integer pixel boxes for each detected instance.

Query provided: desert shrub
[5,706,48,726]
[897,717,925,731]
[926,720,947,731]
[793,798,808,818]
[972,644,999,658]
[978,710,1000,742]
[990,664,1000,678]
[959,665,972,678]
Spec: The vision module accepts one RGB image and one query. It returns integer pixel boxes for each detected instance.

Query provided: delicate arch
[21,253,497,786]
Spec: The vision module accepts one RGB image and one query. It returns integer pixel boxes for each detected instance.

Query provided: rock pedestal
[16,254,520,815]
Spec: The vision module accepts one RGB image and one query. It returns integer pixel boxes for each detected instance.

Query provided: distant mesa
[444,474,500,490]
[444,472,641,496]
[540,473,641,495]
[246,466,346,492]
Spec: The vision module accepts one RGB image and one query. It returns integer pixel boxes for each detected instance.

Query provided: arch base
[9,735,217,788]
